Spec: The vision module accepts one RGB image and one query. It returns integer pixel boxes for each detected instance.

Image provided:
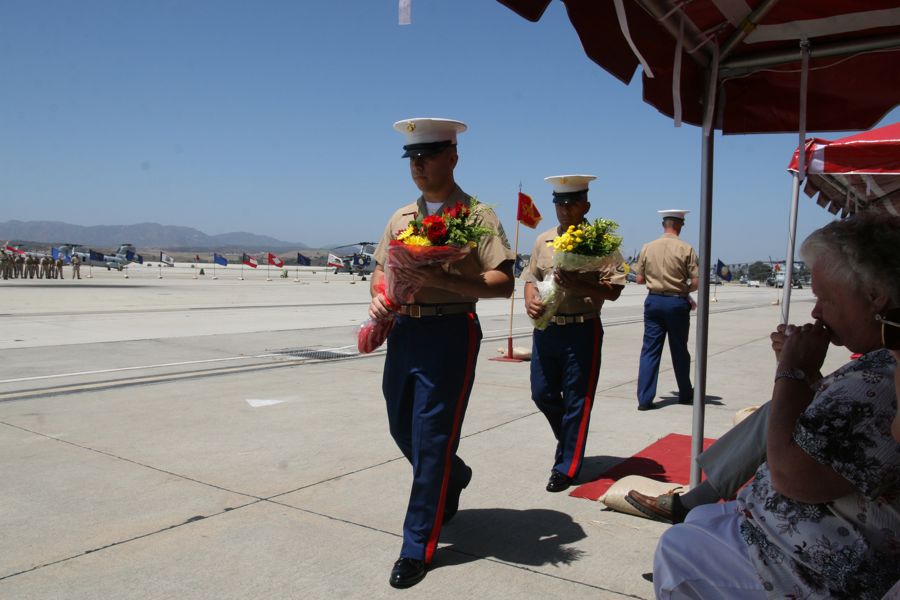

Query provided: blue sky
[2,1,898,262]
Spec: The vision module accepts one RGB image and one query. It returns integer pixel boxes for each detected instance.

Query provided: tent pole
[690,122,714,488]
[780,40,810,324]
[690,56,720,488]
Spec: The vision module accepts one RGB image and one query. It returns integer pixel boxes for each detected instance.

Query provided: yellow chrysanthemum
[404,235,431,247]
[396,225,415,241]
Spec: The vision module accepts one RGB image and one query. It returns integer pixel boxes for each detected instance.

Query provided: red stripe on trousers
[424,312,477,564]
[566,319,602,478]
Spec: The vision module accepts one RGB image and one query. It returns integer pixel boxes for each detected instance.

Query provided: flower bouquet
[357,198,495,353]
[532,218,623,330]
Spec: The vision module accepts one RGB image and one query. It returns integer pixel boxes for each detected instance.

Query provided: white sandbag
[599,475,685,518]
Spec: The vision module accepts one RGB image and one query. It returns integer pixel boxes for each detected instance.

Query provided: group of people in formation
[366,116,899,598]
[0,252,82,280]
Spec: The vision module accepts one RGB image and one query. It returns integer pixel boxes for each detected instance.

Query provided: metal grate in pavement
[270,346,358,361]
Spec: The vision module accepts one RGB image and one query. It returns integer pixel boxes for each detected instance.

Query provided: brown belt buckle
[553,315,567,326]
[407,304,422,318]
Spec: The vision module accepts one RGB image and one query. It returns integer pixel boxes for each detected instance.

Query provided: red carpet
[570,433,717,500]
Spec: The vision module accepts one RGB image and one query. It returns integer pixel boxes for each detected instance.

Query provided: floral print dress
[737,349,900,599]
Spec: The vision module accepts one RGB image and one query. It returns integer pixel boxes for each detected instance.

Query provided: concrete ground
[0,265,845,599]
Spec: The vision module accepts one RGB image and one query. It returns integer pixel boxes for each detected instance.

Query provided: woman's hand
[777,321,831,374]
[770,323,788,362]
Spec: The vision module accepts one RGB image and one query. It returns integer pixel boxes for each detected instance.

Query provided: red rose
[422,215,448,244]
[444,201,469,220]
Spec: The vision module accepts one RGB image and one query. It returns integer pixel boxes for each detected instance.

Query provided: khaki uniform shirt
[522,224,627,314]
[633,233,699,296]
[373,185,514,305]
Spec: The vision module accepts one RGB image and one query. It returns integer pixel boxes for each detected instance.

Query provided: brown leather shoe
[624,490,687,524]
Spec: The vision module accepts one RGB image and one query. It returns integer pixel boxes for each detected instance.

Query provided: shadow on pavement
[577,455,665,483]
[435,507,587,569]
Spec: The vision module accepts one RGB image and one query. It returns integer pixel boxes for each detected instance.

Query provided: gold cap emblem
[406,122,416,132]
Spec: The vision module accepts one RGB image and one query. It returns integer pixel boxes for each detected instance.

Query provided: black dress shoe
[637,403,658,411]
[443,465,472,524]
[546,470,572,493]
[389,557,426,588]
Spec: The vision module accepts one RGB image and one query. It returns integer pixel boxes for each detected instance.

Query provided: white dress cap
[544,174,597,194]
[658,209,689,220]
[394,117,467,147]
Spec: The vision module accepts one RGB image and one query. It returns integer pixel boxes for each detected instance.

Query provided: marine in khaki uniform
[56,257,65,279]
[632,209,699,410]
[71,254,81,279]
[523,175,626,493]
[368,117,514,589]
[0,252,8,280]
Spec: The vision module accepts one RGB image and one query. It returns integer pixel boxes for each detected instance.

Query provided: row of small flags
[157,252,314,268]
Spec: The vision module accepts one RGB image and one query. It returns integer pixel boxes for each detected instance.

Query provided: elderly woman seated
[653,214,900,600]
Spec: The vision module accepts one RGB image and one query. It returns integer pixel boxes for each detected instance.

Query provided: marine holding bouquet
[367,117,514,589]
[522,174,627,493]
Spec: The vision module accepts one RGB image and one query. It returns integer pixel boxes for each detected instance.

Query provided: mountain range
[0,221,306,250]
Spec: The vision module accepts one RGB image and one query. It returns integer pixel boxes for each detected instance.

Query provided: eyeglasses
[876,307,900,350]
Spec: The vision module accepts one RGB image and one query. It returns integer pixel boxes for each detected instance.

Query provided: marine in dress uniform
[523,175,626,492]
[633,210,699,411]
[368,117,514,589]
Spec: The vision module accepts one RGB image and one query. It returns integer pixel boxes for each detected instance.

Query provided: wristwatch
[775,367,807,383]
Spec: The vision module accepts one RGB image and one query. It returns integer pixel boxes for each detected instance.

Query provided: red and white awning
[788,122,900,216]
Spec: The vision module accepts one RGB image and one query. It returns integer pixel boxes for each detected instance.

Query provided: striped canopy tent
[788,122,900,218]
[491,0,900,485]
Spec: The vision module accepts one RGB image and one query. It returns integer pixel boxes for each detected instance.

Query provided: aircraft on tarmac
[61,243,139,271]
[330,242,376,276]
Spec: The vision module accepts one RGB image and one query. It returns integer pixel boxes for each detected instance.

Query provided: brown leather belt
[398,303,476,318]
[550,312,599,326]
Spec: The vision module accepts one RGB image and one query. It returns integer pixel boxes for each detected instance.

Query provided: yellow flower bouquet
[532,218,623,330]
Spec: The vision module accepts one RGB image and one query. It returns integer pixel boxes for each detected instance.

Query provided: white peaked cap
[658,209,689,220]
[544,174,597,194]
[393,118,467,145]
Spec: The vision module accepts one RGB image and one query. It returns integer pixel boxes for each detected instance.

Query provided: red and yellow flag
[517,192,542,229]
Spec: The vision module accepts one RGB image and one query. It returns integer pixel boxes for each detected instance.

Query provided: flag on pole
[213,253,228,267]
[297,253,311,266]
[516,192,542,229]
[160,252,175,266]
[267,252,284,267]
[326,253,344,268]
[5,245,25,255]
[242,253,258,268]
[716,259,732,281]
[513,254,526,278]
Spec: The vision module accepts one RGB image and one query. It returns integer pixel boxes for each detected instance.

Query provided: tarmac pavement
[0,266,847,599]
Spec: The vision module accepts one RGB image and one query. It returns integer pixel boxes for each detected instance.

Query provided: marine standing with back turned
[368,117,514,589]
[633,209,699,411]
[523,175,625,492]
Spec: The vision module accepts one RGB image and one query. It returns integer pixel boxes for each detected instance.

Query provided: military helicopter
[61,243,140,271]
[329,242,376,276]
